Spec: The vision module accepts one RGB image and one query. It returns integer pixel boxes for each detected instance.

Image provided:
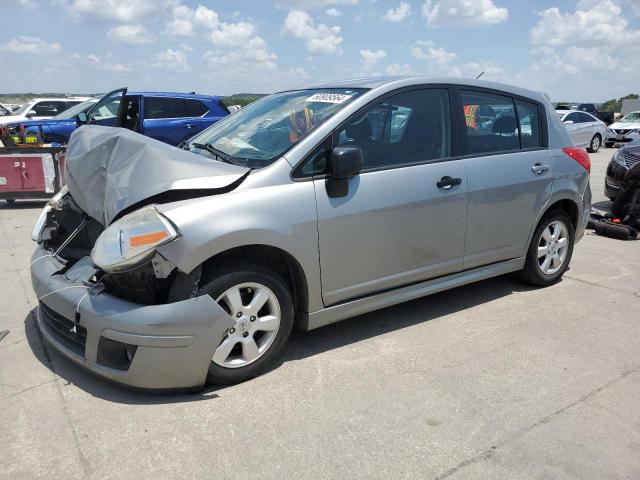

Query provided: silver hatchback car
[31,77,591,390]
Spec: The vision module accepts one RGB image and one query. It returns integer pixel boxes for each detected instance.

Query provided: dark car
[7,88,230,147]
[577,103,597,114]
[605,140,640,200]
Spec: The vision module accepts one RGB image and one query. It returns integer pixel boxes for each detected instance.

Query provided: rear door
[311,87,469,305]
[460,89,554,268]
[141,97,195,145]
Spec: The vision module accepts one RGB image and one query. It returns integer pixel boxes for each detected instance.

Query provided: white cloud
[282,10,343,54]
[167,5,220,37]
[155,49,191,71]
[2,36,61,55]
[518,0,640,100]
[63,0,168,23]
[326,7,342,16]
[165,5,276,66]
[85,53,131,72]
[359,49,387,64]
[384,2,411,22]
[385,63,413,75]
[410,44,457,63]
[422,0,508,27]
[530,0,640,47]
[107,25,153,44]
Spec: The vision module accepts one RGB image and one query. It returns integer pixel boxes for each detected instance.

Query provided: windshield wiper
[191,142,240,166]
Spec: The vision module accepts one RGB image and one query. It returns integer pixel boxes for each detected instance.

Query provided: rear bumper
[31,246,234,390]
[575,179,591,243]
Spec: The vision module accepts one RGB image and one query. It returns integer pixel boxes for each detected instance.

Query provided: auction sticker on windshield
[306,93,353,104]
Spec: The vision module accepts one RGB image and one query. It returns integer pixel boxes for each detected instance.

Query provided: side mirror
[563,120,574,125]
[26,110,37,118]
[77,112,87,124]
[326,146,364,198]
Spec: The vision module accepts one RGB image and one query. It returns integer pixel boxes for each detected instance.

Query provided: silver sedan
[556,109,607,152]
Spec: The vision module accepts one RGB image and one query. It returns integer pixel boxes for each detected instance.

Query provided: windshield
[14,103,33,115]
[54,98,99,119]
[621,112,640,123]
[0,104,11,116]
[188,88,366,168]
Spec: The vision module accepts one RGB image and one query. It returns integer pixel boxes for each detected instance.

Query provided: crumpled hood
[9,118,73,128]
[65,125,249,225]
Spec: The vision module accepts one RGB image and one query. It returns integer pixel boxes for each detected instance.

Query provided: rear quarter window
[185,99,209,117]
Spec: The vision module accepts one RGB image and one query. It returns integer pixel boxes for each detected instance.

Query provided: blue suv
[8,88,230,147]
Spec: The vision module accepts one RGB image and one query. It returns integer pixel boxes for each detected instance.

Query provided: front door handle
[437,176,462,190]
[184,123,195,129]
[531,163,550,174]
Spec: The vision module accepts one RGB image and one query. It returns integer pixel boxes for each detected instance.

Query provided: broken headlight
[91,206,180,272]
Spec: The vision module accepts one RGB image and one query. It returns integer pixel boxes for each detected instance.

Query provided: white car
[556,109,607,153]
[0,103,14,116]
[0,97,89,125]
[604,111,640,147]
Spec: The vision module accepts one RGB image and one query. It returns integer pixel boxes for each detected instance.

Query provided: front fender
[156,182,324,312]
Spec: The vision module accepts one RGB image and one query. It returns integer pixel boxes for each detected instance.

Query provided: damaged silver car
[30,77,591,390]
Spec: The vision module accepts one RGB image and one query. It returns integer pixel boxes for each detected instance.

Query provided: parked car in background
[556,109,607,152]
[31,77,591,389]
[0,103,15,116]
[5,88,230,147]
[577,103,597,114]
[0,97,89,125]
[604,111,640,148]
[604,140,640,200]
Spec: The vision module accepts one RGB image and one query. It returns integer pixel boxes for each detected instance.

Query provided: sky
[1,0,639,102]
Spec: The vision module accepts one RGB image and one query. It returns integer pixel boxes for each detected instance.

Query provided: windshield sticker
[306,93,352,104]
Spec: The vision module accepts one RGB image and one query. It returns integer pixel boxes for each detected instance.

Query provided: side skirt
[302,257,525,330]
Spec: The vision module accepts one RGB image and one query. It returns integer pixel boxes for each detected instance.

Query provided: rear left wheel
[520,211,575,286]
[199,263,294,385]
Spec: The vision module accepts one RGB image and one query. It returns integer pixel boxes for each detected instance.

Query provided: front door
[459,90,555,268]
[312,88,469,306]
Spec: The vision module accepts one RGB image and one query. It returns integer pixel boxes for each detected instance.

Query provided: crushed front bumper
[30,246,234,390]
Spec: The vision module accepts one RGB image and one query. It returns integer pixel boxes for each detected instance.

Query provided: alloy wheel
[213,282,281,368]
[537,220,569,275]
[591,136,600,151]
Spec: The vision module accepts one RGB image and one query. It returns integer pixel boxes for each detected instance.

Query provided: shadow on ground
[1,200,48,210]
[25,273,538,405]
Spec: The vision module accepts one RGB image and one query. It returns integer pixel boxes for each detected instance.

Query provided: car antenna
[475,72,485,79]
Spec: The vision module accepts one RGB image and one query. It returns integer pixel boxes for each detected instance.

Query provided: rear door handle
[437,176,462,190]
[531,163,550,174]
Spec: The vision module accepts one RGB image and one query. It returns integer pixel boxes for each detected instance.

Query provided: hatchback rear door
[459,89,554,269]
[310,87,469,306]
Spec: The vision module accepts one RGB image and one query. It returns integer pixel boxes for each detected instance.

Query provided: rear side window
[516,100,541,149]
[461,90,519,154]
[32,101,71,116]
[185,99,209,117]
[335,88,451,169]
[144,97,190,119]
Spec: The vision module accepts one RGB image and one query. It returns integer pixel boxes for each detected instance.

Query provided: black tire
[587,134,601,153]
[520,211,575,287]
[199,263,294,385]
[605,141,615,148]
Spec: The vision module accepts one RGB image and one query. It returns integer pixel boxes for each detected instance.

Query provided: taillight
[562,147,590,173]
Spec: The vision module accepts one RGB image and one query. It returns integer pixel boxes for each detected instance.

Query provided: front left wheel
[199,263,294,385]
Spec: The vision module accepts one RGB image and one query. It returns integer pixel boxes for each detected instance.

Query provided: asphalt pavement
[1,147,639,479]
